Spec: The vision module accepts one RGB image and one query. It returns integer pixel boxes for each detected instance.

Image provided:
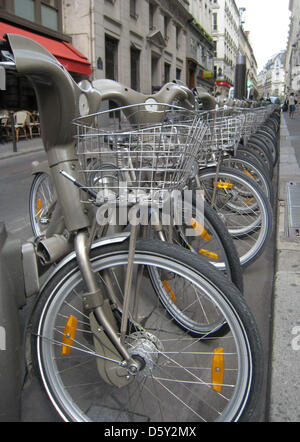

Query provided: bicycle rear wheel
[29,172,56,238]
[31,239,263,422]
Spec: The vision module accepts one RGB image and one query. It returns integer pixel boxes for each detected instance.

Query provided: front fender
[39,232,130,294]
[31,159,50,176]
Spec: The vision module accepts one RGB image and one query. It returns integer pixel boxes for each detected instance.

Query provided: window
[130,0,138,19]
[105,35,119,111]
[176,68,181,80]
[151,53,160,91]
[41,3,58,30]
[105,35,118,81]
[12,0,61,32]
[131,46,140,91]
[212,13,218,31]
[164,15,169,40]
[149,2,155,30]
[164,62,170,84]
[14,0,35,22]
[176,26,181,49]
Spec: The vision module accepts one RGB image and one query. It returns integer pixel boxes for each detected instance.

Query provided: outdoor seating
[0,110,10,140]
[26,111,40,138]
[14,110,28,142]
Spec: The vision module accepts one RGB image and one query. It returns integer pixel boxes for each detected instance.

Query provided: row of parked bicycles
[1,33,279,422]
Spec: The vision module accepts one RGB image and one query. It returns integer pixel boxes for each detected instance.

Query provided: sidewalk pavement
[0,136,43,160]
[268,112,300,422]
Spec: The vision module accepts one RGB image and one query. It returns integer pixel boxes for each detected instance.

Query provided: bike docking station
[0,222,23,421]
[0,58,40,422]
[0,65,22,421]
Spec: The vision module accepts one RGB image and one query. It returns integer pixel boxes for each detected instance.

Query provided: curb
[268,113,300,422]
[0,147,44,161]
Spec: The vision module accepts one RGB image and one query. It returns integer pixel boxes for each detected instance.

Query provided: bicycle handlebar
[4,34,198,142]
[4,34,101,159]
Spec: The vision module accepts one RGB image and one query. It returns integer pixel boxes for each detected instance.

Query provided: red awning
[215,80,232,89]
[0,21,91,75]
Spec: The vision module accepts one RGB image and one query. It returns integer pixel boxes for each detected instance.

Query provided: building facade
[1,0,264,107]
[285,0,300,104]
[238,27,258,98]
[63,0,191,94]
[211,0,240,96]
[258,52,286,100]
[0,0,91,110]
[186,0,215,92]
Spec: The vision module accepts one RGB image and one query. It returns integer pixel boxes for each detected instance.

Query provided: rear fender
[31,159,50,176]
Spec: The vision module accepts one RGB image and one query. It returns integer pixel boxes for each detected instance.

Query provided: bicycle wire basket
[239,106,269,143]
[74,103,207,205]
[196,107,245,166]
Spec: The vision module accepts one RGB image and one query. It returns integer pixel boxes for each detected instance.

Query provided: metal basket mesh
[74,104,207,204]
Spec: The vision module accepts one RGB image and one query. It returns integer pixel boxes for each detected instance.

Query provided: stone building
[0,0,91,110]
[186,0,215,92]
[211,0,240,96]
[258,52,286,100]
[63,0,191,93]
[238,28,258,98]
[285,0,300,104]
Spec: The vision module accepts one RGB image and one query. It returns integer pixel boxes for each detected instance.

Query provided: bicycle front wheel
[31,239,263,422]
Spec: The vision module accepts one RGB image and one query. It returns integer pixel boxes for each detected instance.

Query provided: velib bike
[0,34,263,422]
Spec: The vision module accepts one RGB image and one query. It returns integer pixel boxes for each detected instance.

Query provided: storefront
[214,79,233,97]
[0,20,91,110]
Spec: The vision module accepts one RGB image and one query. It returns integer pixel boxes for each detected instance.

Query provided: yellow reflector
[190,218,211,241]
[163,280,177,303]
[212,347,225,392]
[244,197,254,205]
[199,249,218,260]
[213,181,234,189]
[243,169,255,180]
[61,315,77,355]
[37,198,42,217]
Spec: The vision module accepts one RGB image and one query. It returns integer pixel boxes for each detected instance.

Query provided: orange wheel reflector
[37,199,42,217]
[244,197,254,205]
[212,347,225,392]
[163,280,177,303]
[199,249,218,260]
[243,169,255,180]
[190,218,211,241]
[61,315,77,355]
[213,181,234,189]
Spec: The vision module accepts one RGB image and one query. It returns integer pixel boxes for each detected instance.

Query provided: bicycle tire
[222,154,274,204]
[31,238,264,422]
[247,138,273,177]
[236,146,272,180]
[197,166,274,267]
[151,197,243,292]
[29,172,56,238]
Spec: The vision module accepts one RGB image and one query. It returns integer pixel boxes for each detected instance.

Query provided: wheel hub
[126,331,164,376]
